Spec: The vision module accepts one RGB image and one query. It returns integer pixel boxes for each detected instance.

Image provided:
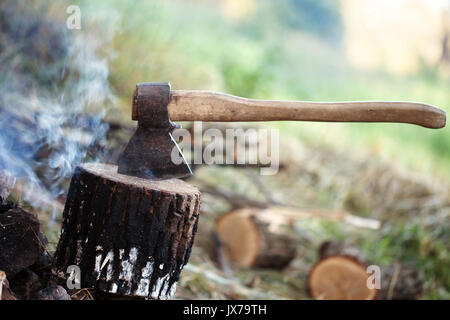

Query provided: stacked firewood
[0,168,70,300]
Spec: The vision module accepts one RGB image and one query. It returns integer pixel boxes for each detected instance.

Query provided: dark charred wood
[6,252,56,300]
[0,208,48,278]
[9,268,42,299]
[32,285,71,300]
[0,200,17,214]
[29,251,55,289]
[52,163,201,300]
[31,251,53,273]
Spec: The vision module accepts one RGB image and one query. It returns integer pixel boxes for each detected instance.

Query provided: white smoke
[0,1,118,216]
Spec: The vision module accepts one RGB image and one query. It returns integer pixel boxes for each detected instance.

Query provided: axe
[118,82,446,180]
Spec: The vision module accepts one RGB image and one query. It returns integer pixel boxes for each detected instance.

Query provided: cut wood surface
[309,241,423,300]
[169,90,446,129]
[215,208,296,268]
[309,256,377,300]
[52,163,201,300]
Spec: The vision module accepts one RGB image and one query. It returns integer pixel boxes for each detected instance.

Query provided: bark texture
[52,163,201,300]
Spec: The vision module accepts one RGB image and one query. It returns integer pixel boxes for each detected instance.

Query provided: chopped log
[215,208,296,268]
[0,208,48,277]
[0,199,17,214]
[29,252,54,290]
[309,241,423,300]
[52,163,201,300]
[9,268,42,299]
[309,256,377,300]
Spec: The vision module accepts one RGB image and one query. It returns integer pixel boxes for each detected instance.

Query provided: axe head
[118,82,192,180]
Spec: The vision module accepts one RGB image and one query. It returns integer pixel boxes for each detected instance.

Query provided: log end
[308,256,377,300]
[216,208,296,269]
[216,209,260,267]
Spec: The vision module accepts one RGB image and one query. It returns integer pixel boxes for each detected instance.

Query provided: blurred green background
[77,0,450,178]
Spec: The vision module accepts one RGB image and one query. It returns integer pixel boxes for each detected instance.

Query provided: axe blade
[117,127,192,180]
[117,82,192,180]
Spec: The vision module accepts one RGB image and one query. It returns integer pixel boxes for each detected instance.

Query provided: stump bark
[52,163,201,300]
[215,208,296,268]
[308,241,423,300]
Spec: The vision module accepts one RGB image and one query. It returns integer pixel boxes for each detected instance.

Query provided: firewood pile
[0,169,68,300]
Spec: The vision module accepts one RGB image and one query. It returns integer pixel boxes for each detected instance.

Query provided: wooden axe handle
[168,90,446,129]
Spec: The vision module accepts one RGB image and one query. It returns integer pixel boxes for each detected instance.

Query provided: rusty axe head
[117,82,192,180]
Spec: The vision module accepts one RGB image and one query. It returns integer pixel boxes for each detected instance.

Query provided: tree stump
[215,208,296,268]
[308,241,423,300]
[52,163,201,300]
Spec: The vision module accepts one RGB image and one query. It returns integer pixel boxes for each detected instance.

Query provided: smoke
[0,1,118,215]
